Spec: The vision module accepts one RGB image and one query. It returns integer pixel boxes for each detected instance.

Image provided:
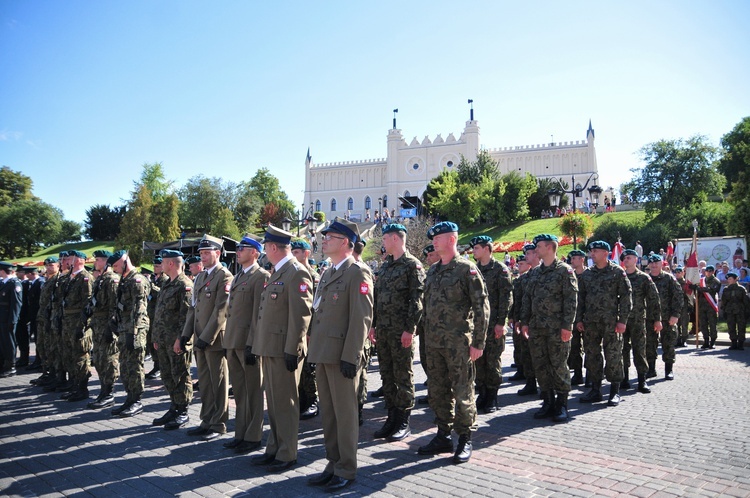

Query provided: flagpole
[692,220,700,349]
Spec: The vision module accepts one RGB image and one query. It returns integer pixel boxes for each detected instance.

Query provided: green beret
[523,243,536,253]
[727,271,739,279]
[427,221,458,240]
[93,250,113,259]
[153,256,163,264]
[533,234,558,244]
[517,254,526,262]
[568,249,586,258]
[382,223,407,235]
[69,250,87,259]
[44,256,59,264]
[291,240,311,251]
[673,266,684,272]
[704,264,714,271]
[469,235,493,248]
[141,267,153,275]
[186,255,201,265]
[59,251,69,258]
[422,244,435,257]
[588,240,610,251]
[620,249,638,261]
[107,250,128,266]
[159,249,184,259]
[648,254,663,263]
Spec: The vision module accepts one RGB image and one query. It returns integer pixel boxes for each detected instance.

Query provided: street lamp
[588,184,603,213]
[281,216,293,233]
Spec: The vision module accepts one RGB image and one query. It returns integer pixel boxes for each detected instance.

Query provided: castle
[303,115,599,222]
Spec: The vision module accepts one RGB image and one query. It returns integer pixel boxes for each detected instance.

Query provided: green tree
[457,150,501,185]
[497,171,537,225]
[621,136,725,221]
[528,177,569,218]
[138,162,173,200]
[116,186,154,265]
[0,166,36,205]
[232,182,264,233]
[0,200,65,258]
[247,168,295,224]
[178,175,240,236]
[84,204,125,240]
[718,117,750,236]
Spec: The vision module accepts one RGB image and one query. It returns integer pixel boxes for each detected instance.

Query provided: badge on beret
[299,283,308,293]
[360,282,369,294]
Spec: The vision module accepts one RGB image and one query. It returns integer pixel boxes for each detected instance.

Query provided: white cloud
[0,130,23,141]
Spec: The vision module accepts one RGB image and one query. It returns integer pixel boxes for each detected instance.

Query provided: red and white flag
[684,226,700,305]
[611,240,625,266]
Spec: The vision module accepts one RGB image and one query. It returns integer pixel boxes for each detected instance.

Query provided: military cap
[705,264,715,271]
[322,218,360,243]
[587,240,610,251]
[422,244,435,257]
[533,234,559,245]
[44,256,59,264]
[68,250,87,259]
[159,249,184,259]
[23,266,39,273]
[517,254,526,262]
[648,254,663,263]
[619,248,638,261]
[523,243,536,253]
[186,255,201,265]
[153,256,163,264]
[198,234,223,250]
[263,225,294,245]
[107,249,128,266]
[726,271,739,279]
[141,267,154,275]
[469,235,493,248]
[0,261,17,271]
[427,221,458,240]
[673,266,684,273]
[59,250,69,258]
[93,250,113,259]
[359,239,367,247]
[382,223,407,235]
[568,249,586,258]
[290,239,311,251]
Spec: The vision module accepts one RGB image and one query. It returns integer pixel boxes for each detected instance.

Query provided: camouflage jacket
[476,259,513,329]
[509,271,532,323]
[720,282,748,314]
[626,269,661,324]
[698,275,721,301]
[152,273,193,344]
[423,255,489,350]
[61,269,93,316]
[36,272,60,324]
[651,271,683,319]
[521,259,578,331]
[147,273,169,320]
[91,268,119,318]
[373,250,425,333]
[115,270,151,348]
[576,262,632,325]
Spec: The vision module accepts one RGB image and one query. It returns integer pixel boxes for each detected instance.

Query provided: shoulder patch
[185,287,192,292]
[135,278,141,283]
[15,285,22,292]
[360,282,369,294]
[299,283,309,293]
[567,268,574,274]
[224,283,231,293]
[469,268,477,275]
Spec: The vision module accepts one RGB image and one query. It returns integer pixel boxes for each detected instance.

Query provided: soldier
[87,250,121,409]
[673,267,691,348]
[369,223,425,441]
[417,221,489,465]
[721,272,748,350]
[30,257,59,387]
[353,238,373,425]
[646,255,682,380]
[620,249,661,395]
[307,219,373,491]
[514,243,541,396]
[469,235,512,414]
[520,234,578,422]
[146,256,168,380]
[566,249,587,385]
[24,267,44,370]
[179,236,232,440]
[251,227,312,472]
[222,236,267,452]
[60,251,94,403]
[185,255,203,281]
[109,250,151,417]
[416,244,440,406]
[15,267,32,368]
[291,239,321,420]
[151,250,194,429]
[44,252,70,392]
[696,265,721,349]
[576,241,632,407]
[508,254,528,383]
[0,262,23,377]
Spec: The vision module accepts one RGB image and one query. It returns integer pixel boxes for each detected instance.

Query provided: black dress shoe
[187,426,210,437]
[417,396,429,405]
[223,438,242,449]
[266,459,296,472]
[252,453,277,466]
[370,386,384,398]
[145,368,160,380]
[300,402,319,420]
[308,471,335,486]
[202,430,221,441]
[0,368,17,378]
[234,440,262,454]
[325,475,354,492]
[119,401,144,417]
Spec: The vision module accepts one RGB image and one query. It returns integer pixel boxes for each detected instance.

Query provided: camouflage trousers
[529,327,571,393]
[699,308,718,344]
[567,329,584,371]
[35,318,48,365]
[62,314,91,384]
[583,321,624,385]
[518,334,535,378]
[647,324,677,363]
[475,328,505,391]
[677,305,691,343]
[156,340,193,406]
[91,318,119,387]
[299,357,318,410]
[622,320,648,375]
[425,346,476,436]
[376,328,414,410]
[726,312,747,346]
[119,345,145,399]
[418,333,428,378]
[357,343,372,406]
[146,327,159,369]
[46,316,64,373]
[511,328,522,371]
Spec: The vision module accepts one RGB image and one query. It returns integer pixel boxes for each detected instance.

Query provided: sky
[2,1,749,226]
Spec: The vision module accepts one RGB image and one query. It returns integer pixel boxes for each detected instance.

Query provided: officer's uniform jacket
[0,276,23,327]
[182,264,232,351]
[223,263,269,350]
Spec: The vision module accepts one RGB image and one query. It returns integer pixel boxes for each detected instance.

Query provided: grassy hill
[10,241,116,266]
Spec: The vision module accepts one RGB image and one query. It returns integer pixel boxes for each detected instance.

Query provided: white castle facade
[303,118,599,222]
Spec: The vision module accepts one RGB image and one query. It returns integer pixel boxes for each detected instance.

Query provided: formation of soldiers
[3,218,749,493]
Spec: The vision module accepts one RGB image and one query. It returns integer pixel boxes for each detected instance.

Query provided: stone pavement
[1,336,749,498]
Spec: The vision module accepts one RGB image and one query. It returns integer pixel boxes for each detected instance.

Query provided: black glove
[125,334,135,351]
[244,346,257,366]
[74,323,85,341]
[103,327,114,343]
[195,338,209,350]
[179,336,189,352]
[284,353,299,372]
[340,360,357,379]
[308,362,316,371]
[689,283,698,291]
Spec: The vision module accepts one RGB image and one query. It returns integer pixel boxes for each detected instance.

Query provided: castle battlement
[486,139,590,153]
[309,158,386,169]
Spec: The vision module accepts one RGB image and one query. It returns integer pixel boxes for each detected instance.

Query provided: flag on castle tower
[305,148,312,167]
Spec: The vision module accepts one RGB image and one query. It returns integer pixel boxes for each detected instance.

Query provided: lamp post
[588,184,603,213]
[547,172,599,249]
[283,204,319,237]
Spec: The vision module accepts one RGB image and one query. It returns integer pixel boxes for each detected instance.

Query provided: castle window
[331,199,337,211]
[447,161,454,168]
[347,197,354,210]
[413,163,419,170]
[365,196,371,209]
[315,199,321,212]
[382,195,388,208]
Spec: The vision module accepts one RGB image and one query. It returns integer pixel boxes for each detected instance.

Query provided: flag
[305,147,312,168]
[684,226,700,305]
[611,239,625,266]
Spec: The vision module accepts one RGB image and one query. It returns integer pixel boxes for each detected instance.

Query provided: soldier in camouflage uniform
[43,252,70,393]
[514,243,541,396]
[30,256,60,388]
[647,254,682,380]
[508,254,528,383]
[87,250,121,409]
[620,249,661,395]
[415,244,440,406]
[696,265,721,349]
[721,272,748,350]
[576,241,632,407]
[566,250,587,385]
[152,250,194,430]
[469,235,512,414]
[109,250,151,417]
[369,223,425,442]
[520,234,578,423]
[353,239,373,425]
[59,251,94,403]
[673,267,691,347]
[146,256,169,380]
[418,222,489,465]
[291,239,321,420]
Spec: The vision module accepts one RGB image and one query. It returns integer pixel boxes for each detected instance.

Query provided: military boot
[164,405,189,430]
[570,368,583,386]
[665,362,674,380]
[31,370,50,386]
[55,375,74,393]
[517,377,538,396]
[620,367,631,389]
[88,385,115,409]
[120,399,144,418]
[607,383,621,407]
[387,409,411,442]
[509,365,525,381]
[112,396,134,416]
[552,392,569,423]
[358,403,364,426]
[152,403,177,426]
[646,360,657,379]
[417,428,453,455]
[637,373,651,394]
[533,390,555,419]
[584,372,592,388]
[453,433,472,464]
[580,382,602,403]
[374,407,397,439]
[67,379,90,402]
[475,386,486,410]
[44,371,65,392]
[482,389,498,414]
